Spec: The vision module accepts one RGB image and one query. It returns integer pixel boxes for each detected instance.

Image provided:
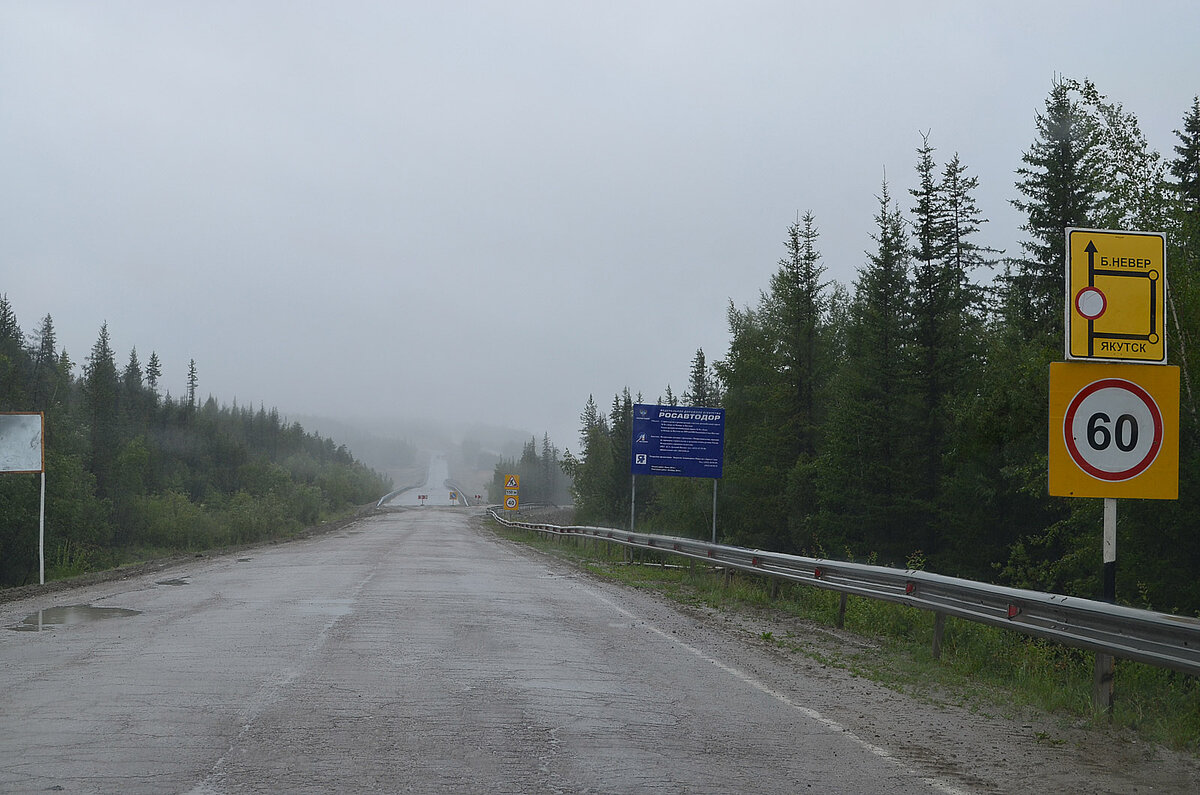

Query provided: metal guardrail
[487,509,1200,677]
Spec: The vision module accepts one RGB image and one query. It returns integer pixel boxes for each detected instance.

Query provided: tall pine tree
[819,181,914,562]
[83,323,121,499]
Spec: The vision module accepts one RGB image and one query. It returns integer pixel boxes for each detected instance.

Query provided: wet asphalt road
[0,509,967,794]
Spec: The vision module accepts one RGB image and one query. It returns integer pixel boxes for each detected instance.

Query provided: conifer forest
[0,312,390,586]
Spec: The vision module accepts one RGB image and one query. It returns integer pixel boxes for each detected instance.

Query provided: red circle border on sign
[1063,378,1163,481]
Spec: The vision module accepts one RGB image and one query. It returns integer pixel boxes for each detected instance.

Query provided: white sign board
[0,413,44,473]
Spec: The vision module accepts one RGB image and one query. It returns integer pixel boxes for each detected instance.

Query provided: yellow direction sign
[1066,228,1166,363]
[1049,362,1179,499]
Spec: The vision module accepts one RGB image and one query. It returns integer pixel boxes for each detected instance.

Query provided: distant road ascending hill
[384,453,465,506]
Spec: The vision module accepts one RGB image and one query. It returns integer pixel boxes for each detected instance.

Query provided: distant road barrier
[487,509,1200,680]
[376,480,425,508]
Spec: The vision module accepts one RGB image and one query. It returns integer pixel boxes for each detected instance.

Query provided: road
[2,508,1197,794]
[386,454,468,507]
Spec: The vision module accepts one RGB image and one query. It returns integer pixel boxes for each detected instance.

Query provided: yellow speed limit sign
[1049,362,1179,499]
[503,494,519,511]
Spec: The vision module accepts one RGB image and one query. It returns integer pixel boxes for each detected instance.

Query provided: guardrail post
[1093,653,1115,715]
[931,612,947,660]
[836,592,848,629]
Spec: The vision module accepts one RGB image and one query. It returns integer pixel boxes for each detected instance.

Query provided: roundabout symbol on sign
[1063,378,1163,482]
[1074,286,1107,320]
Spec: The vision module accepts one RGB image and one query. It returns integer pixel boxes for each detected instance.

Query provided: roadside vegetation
[0,316,391,587]
[486,434,573,506]
[490,520,1200,752]
[563,78,1200,618]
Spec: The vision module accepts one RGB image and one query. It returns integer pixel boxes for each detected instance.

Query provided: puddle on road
[8,605,142,632]
[156,578,189,586]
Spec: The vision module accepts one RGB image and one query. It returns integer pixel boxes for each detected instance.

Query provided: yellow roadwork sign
[1066,228,1166,363]
[1048,362,1179,499]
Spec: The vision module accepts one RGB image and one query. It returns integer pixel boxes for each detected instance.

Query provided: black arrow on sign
[1086,240,1098,356]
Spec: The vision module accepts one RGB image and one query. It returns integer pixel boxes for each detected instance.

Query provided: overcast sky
[2,1,1198,454]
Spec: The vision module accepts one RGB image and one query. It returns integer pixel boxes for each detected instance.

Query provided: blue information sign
[630,403,725,478]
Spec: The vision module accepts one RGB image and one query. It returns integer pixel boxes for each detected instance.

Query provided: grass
[490,521,1200,753]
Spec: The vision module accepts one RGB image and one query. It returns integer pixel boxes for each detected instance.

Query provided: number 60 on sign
[1049,362,1179,499]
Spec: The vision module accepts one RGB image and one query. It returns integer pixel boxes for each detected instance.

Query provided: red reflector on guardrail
[1007,604,1021,619]
[905,581,916,595]
[752,556,762,567]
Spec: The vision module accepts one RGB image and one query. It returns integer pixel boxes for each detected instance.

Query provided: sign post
[630,404,725,540]
[503,474,519,511]
[1055,228,1177,714]
[0,413,46,584]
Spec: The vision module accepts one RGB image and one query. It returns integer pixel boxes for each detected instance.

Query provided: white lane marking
[588,589,974,795]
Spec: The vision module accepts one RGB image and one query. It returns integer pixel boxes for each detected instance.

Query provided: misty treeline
[0,314,390,586]
[487,434,573,506]
[567,78,1200,614]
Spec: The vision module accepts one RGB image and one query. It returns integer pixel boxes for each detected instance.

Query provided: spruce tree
[609,389,634,525]
[83,323,121,497]
[28,314,59,410]
[186,358,198,411]
[1172,97,1200,216]
[146,351,162,392]
[123,348,143,395]
[769,212,827,461]
[1168,96,1200,419]
[713,301,791,549]
[905,139,995,561]
[1010,77,1099,339]
[0,295,26,409]
[683,348,719,408]
[907,135,953,555]
[564,395,617,524]
[819,181,914,561]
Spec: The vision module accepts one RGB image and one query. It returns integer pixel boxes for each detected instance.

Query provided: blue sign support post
[629,404,725,540]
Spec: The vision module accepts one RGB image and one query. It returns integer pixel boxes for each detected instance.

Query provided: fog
[2,1,1197,458]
